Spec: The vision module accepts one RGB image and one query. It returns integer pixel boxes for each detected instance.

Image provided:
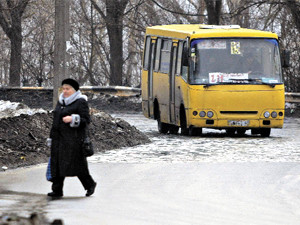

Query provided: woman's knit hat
[62,78,79,91]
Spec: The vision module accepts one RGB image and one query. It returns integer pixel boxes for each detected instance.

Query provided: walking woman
[47,78,96,197]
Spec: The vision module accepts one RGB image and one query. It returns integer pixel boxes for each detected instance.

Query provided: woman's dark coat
[50,98,90,178]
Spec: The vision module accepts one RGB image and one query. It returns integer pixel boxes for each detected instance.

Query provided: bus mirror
[182,48,189,66]
[282,50,290,68]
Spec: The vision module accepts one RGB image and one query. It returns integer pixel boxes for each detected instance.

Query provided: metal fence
[285,92,300,103]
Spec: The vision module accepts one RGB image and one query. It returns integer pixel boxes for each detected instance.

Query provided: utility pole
[53,0,70,108]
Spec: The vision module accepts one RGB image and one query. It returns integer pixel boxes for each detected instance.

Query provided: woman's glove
[70,114,80,127]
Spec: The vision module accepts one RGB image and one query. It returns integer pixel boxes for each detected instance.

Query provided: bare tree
[0,0,298,92]
[0,0,30,86]
[204,0,222,25]
[22,0,55,87]
[284,0,300,33]
[91,0,129,86]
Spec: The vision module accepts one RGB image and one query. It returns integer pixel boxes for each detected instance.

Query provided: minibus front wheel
[180,106,189,135]
[237,128,247,136]
[226,128,236,136]
[189,126,202,136]
[169,125,179,134]
[260,128,271,137]
[157,117,169,134]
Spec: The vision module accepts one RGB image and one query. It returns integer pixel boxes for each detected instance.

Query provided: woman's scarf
[59,90,88,106]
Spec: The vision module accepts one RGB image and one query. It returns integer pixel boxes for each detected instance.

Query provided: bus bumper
[190,118,284,129]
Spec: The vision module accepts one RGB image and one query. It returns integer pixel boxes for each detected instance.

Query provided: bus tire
[226,128,236,136]
[237,128,246,136]
[260,128,271,137]
[157,117,169,134]
[251,128,260,135]
[169,125,179,134]
[180,107,189,135]
[189,127,202,136]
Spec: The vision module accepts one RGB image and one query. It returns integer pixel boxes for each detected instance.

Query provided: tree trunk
[0,0,29,87]
[204,0,222,25]
[91,0,129,86]
[106,21,124,85]
[9,28,22,87]
[105,0,129,85]
[285,0,300,33]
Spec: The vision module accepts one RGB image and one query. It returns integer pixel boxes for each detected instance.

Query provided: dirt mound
[0,111,150,170]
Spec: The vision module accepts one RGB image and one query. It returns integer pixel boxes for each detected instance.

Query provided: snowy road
[94,114,300,163]
[1,114,300,225]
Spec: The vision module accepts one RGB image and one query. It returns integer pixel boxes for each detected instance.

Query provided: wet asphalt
[1,114,300,224]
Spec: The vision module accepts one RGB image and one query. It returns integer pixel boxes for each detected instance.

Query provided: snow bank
[0,100,47,119]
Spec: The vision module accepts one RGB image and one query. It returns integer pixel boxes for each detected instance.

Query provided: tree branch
[0,2,11,37]
[90,0,106,20]
[149,0,206,17]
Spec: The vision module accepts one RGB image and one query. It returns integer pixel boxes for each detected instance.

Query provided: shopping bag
[46,158,52,181]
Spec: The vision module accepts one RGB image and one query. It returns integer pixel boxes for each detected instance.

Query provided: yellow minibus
[141,24,286,137]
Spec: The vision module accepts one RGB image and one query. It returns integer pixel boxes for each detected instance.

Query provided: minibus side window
[176,41,183,76]
[181,42,188,80]
[160,39,172,73]
[154,38,162,72]
[143,36,151,70]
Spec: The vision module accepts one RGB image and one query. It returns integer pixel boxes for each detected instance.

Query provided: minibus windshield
[189,38,283,85]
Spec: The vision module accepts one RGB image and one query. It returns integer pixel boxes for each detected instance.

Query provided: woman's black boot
[86,182,97,197]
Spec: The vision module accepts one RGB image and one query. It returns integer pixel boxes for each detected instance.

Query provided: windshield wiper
[203,79,277,88]
[261,82,276,88]
[229,78,276,88]
[203,82,235,88]
[229,78,260,83]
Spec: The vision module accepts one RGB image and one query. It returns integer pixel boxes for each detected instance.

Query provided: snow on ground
[0,100,47,119]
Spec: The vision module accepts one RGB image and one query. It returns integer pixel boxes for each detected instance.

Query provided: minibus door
[169,44,177,123]
[148,41,155,118]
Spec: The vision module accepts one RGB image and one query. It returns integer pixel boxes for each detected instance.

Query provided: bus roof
[146,24,278,40]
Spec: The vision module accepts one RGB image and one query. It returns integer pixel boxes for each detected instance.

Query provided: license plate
[228,120,249,126]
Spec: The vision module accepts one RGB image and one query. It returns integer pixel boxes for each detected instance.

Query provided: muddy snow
[0,100,150,170]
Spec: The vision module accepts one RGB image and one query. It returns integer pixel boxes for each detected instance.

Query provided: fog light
[264,111,270,118]
[207,111,214,118]
[199,111,206,117]
[193,111,198,116]
[271,111,277,118]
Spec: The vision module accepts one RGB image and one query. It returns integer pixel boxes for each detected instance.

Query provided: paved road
[1,163,300,225]
[1,115,300,224]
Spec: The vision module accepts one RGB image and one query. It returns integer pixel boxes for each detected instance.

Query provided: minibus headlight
[264,111,270,118]
[199,111,206,117]
[271,111,277,118]
[193,111,198,116]
[207,111,214,118]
